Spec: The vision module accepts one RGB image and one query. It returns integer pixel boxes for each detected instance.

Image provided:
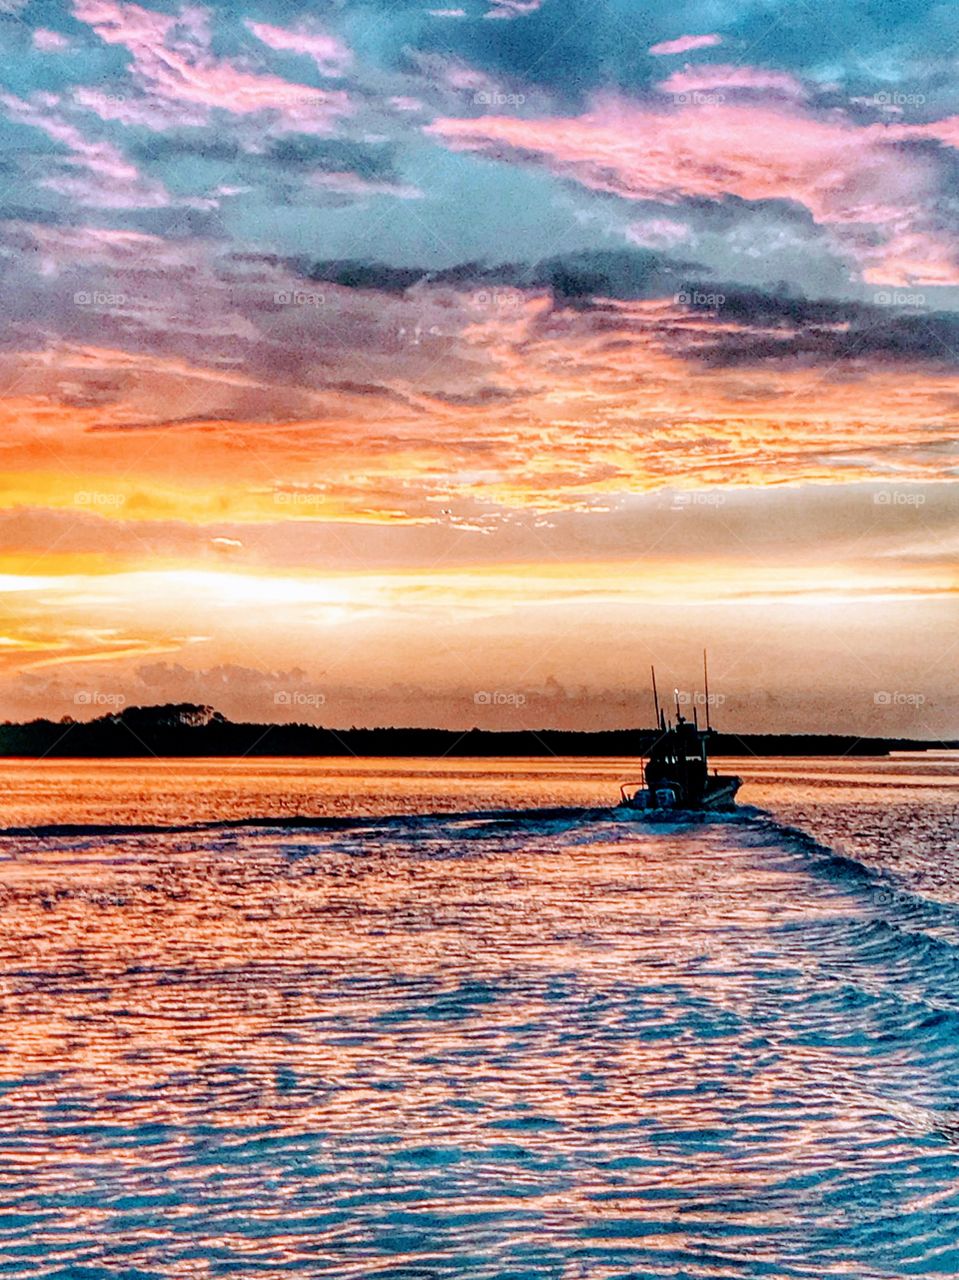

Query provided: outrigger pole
[651,665,662,730]
[703,648,711,732]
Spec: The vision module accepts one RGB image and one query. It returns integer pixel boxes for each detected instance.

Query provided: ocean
[1,755,958,1278]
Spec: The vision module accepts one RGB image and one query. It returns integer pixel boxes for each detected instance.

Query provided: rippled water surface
[1,755,959,1278]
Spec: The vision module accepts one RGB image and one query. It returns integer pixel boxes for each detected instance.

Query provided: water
[1,755,958,1278]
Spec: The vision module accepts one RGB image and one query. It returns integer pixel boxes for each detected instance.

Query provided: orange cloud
[1,274,959,529]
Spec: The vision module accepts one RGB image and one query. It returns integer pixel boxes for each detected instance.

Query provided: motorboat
[618,653,741,814]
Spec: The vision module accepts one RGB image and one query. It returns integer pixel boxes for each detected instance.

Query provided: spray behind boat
[618,650,742,813]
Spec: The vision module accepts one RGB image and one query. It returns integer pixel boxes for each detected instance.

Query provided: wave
[5,800,957,955]
[0,802,758,842]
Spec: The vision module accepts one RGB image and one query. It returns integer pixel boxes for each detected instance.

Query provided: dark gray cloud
[121,206,228,238]
[680,287,959,367]
[294,247,704,299]
[131,134,245,165]
[266,136,398,177]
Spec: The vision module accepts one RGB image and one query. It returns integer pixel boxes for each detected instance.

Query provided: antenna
[703,648,711,732]
[651,664,661,729]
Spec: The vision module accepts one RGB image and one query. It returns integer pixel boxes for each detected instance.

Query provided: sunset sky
[1,0,957,735]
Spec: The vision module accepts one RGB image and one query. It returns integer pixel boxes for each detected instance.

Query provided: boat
[618,653,742,814]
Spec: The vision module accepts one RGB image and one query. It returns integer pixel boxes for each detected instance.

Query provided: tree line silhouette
[0,703,945,758]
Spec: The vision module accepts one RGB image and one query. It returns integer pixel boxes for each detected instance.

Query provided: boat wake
[3,770,959,1279]
[0,799,762,843]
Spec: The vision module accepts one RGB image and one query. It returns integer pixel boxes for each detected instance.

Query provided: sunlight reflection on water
[0,756,958,1278]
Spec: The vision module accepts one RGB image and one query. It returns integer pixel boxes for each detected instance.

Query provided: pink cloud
[484,0,543,18]
[72,84,208,129]
[33,29,72,52]
[649,34,722,56]
[72,0,350,131]
[40,173,172,209]
[657,64,807,100]
[428,100,959,285]
[913,114,959,149]
[436,59,501,93]
[0,91,171,208]
[404,50,524,112]
[243,19,352,77]
[860,226,959,287]
[10,223,208,277]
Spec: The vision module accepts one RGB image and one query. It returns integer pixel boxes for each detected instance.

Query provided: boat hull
[618,775,741,814]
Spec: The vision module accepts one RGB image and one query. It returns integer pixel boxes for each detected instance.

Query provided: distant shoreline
[0,704,952,759]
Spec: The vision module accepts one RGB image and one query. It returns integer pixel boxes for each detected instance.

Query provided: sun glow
[1,556,953,684]
[2,0,959,734]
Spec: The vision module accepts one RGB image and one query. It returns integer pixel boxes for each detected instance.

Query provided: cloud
[243,19,352,77]
[656,65,808,100]
[3,546,957,734]
[674,287,959,366]
[210,536,242,553]
[484,0,544,18]
[4,221,203,273]
[2,235,959,528]
[627,218,691,249]
[649,34,723,56]
[309,171,423,200]
[294,247,699,300]
[32,28,72,52]
[71,0,350,132]
[3,0,959,732]
[5,480,957,576]
[0,91,172,209]
[388,95,426,112]
[427,98,959,285]
[261,136,414,200]
[72,84,209,129]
